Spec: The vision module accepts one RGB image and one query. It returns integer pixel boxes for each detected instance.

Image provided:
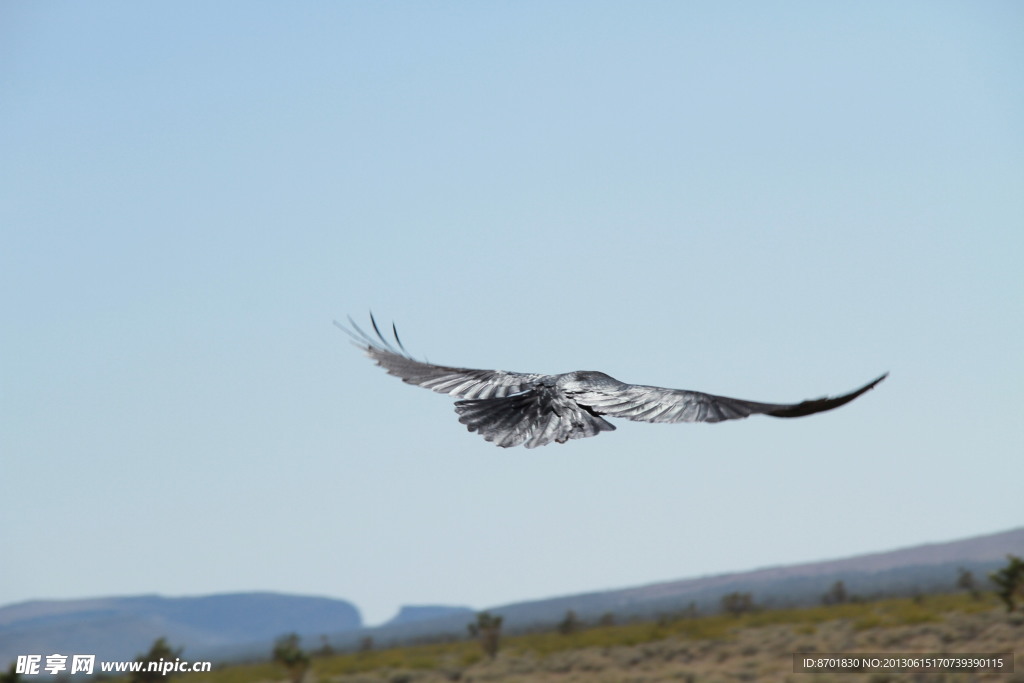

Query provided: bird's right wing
[336,315,547,399]
[574,373,888,423]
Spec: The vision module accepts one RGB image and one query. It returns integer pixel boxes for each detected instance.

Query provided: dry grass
[187,594,1024,683]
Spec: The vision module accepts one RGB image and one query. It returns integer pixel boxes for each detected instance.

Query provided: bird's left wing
[336,315,547,399]
[573,373,888,424]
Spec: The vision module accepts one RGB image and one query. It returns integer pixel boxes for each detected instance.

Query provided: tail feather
[454,388,615,448]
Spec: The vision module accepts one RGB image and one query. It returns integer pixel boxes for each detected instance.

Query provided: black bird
[338,315,887,449]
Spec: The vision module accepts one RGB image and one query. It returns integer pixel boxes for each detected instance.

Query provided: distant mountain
[0,592,360,669]
[478,526,1024,628]
[326,526,1024,649]
[383,605,475,628]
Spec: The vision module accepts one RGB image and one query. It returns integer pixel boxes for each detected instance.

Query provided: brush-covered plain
[178,593,1023,683]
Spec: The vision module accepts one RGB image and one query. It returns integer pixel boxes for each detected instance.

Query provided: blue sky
[2,2,1022,627]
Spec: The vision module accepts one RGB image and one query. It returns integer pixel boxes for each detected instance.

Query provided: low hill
[0,592,361,668]
[326,527,1024,649]
[382,605,475,628]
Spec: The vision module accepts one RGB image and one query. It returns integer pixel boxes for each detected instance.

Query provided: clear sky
[2,2,1022,627]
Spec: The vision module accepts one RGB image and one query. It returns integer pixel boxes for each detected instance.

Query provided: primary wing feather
[336,315,546,399]
[574,373,888,424]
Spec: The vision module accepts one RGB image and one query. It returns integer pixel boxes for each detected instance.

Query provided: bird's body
[338,315,887,448]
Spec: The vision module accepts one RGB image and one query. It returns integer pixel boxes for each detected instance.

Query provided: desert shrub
[467,611,503,660]
[991,555,1024,612]
[721,592,756,616]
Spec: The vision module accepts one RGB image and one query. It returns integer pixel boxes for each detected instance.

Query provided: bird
[337,314,887,449]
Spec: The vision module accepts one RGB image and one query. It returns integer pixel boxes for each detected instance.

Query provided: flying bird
[338,315,887,449]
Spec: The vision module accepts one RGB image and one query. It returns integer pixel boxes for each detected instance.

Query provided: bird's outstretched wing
[335,315,546,399]
[572,373,889,424]
[340,314,887,447]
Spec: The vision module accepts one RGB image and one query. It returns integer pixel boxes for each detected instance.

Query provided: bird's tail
[455,388,615,448]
